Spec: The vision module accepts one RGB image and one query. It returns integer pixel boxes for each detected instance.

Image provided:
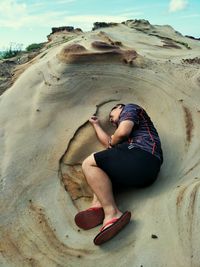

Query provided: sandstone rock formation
[47,26,83,44]
[92,22,118,31]
[0,21,200,267]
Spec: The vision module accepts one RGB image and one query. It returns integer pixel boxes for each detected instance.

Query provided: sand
[0,21,200,267]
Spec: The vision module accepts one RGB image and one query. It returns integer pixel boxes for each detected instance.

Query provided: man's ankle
[103,206,120,217]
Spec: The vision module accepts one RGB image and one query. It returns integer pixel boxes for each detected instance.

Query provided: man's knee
[82,153,96,170]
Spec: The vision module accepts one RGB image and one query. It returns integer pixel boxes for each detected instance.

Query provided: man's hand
[108,135,114,148]
[89,116,99,125]
[89,115,110,148]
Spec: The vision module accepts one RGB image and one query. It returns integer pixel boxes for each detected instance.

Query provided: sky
[0,0,199,50]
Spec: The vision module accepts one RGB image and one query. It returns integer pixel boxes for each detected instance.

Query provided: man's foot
[102,210,123,229]
[74,207,104,230]
[93,211,131,245]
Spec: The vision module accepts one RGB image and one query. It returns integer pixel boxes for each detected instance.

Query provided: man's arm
[110,120,134,146]
[89,116,110,148]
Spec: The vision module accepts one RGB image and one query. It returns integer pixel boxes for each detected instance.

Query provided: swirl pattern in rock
[0,22,200,267]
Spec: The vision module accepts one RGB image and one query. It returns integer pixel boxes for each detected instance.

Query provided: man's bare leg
[82,154,122,226]
[91,194,102,208]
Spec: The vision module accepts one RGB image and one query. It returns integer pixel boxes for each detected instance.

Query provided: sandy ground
[0,21,200,267]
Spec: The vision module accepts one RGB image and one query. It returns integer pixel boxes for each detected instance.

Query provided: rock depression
[0,21,200,267]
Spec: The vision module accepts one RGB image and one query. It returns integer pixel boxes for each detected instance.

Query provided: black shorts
[94,144,161,188]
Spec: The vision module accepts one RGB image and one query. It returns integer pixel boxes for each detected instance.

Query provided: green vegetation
[26,43,44,52]
[0,43,23,59]
[176,41,191,49]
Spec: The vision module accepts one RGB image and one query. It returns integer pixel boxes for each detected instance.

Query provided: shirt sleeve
[119,104,141,125]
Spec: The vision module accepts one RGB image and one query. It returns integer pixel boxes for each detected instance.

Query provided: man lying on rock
[74,103,163,245]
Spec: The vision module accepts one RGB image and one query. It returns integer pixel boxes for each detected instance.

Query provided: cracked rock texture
[1,21,200,267]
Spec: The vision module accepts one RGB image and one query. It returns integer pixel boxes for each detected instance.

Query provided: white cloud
[0,0,130,30]
[0,0,129,30]
[0,13,128,29]
[0,0,27,18]
[169,0,188,12]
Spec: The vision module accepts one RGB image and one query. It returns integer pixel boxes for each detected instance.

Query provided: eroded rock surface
[0,21,200,267]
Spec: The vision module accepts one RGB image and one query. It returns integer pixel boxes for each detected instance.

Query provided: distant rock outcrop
[47,26,83,43]
[0,51,39,96]
[182,57,200,64]
[92,22,118,31]
[51,26,83,34]
[0,60,16,95]
[122,19,183,39]
[122,19,153,31]
[185,35,200,41]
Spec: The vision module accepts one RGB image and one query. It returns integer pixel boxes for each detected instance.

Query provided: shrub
[26,43,44,52]
[1,43,23,59]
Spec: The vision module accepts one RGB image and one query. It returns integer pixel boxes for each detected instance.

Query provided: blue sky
[0,0,199,50]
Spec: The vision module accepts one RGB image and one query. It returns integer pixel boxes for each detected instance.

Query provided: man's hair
[109,104,125,119]
[110,103,125,112]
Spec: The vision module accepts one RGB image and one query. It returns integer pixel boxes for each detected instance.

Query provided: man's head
[109,104,125,126]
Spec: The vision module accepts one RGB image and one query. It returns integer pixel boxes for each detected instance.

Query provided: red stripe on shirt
[139,109,156,155]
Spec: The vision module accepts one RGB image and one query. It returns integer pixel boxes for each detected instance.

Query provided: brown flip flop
[93,211,131,245]
[75,207,104,230]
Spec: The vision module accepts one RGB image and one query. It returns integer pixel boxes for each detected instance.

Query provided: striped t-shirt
[118,103,163,163]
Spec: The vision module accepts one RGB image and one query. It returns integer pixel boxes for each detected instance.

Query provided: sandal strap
[100,217,119,232]
[87,207,102,211]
